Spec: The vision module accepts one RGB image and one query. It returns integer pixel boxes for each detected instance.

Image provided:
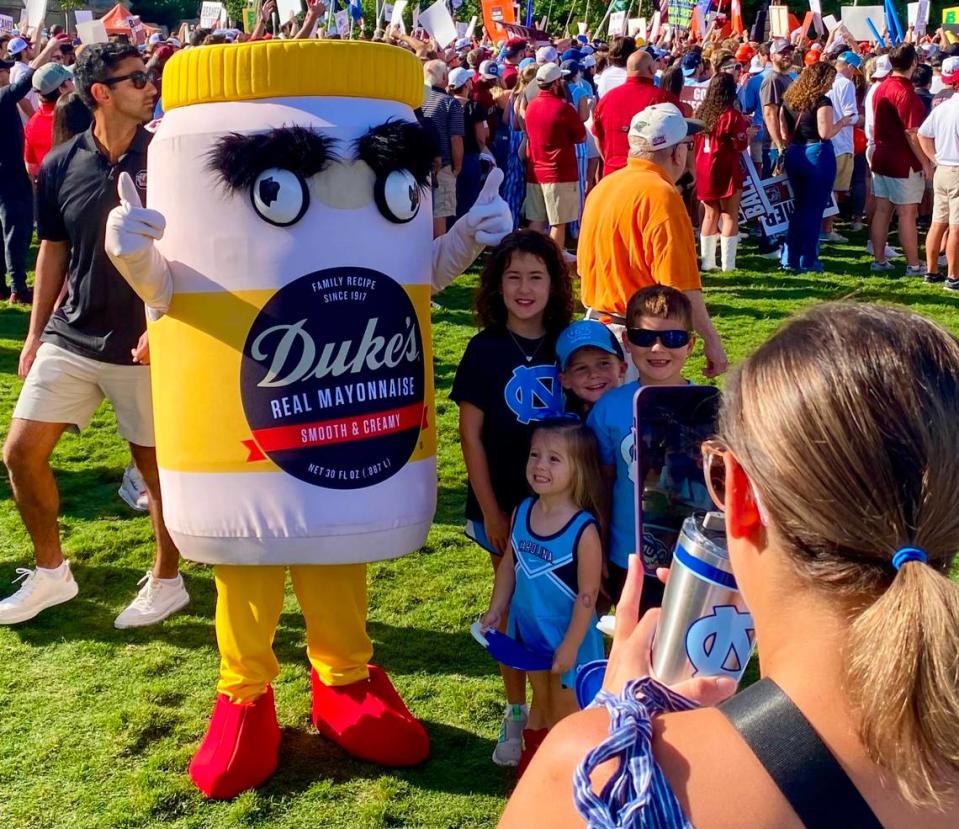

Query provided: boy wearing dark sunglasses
[586,285,695,604]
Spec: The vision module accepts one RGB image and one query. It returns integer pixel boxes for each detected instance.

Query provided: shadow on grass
[265,720,505,799]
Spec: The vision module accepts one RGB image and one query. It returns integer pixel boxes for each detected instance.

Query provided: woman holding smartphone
[499,302,959,829]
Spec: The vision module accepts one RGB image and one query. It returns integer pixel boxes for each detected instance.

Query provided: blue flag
[350,0,363,21]
[525,0,534,27]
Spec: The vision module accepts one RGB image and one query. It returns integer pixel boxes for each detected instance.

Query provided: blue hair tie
[892,547,928,570]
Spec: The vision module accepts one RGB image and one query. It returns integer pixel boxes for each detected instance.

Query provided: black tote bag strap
[719,678,884,829]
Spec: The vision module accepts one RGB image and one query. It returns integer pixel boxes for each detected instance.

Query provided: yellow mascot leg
[214,564,287,703]
[189,564,285,800]
[289,563,371,686]
[292,563,430,767]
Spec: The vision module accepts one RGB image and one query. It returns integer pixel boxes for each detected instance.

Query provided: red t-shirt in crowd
[24,100,57,170]
[502,64,519,90]
[524,86,586,184]
[591,76,672,175]
[871,75,926,178]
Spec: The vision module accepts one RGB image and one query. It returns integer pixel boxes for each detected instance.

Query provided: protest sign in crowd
[3,1,959,825]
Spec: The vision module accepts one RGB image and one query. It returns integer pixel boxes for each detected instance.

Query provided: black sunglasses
[626,328,691,348]
[100,70,152,90]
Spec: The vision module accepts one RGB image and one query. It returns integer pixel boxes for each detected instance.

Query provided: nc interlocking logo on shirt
[503,365,564,425]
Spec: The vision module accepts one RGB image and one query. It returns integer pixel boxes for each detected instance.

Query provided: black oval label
[240,267,425,489]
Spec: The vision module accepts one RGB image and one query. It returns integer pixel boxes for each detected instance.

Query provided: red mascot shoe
[189,686,282,799]
[311,665,430,766]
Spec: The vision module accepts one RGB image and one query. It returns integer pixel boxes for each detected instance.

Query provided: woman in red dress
[695,71,752,272]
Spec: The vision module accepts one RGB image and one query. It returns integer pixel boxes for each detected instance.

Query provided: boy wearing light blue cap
[557,320,625,417]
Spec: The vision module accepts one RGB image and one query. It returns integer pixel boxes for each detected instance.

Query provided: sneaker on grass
[118,463,149,512]
[819,231,848,243]
[870,261,896,273]
[925,272,946,283]
[865,240,902,259]
[945,277,959,291]
[114,572,190,629]
[905,264,926,277]
[492,703,528,767]
[0,561,78,625]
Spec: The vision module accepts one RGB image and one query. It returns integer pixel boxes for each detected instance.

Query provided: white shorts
[13,342,155,446]
[872,169,924,205]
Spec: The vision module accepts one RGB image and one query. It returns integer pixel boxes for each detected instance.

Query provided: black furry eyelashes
[355,120,434,190]
[207,121,431,191]
[207,126,335,191]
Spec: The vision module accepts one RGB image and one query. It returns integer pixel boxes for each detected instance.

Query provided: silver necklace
[508,328,546,363]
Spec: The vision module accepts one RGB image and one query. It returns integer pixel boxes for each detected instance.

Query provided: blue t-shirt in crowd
[739,67,772,143]
[586,380,640,569]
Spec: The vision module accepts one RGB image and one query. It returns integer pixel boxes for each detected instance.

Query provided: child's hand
[484,509,511,556]
[551,640,578,676]
[480,608,502,631]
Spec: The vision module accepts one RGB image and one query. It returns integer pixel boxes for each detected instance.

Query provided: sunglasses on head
[100,70,152,89]
[701,439,769,525]
[625,328,691,348]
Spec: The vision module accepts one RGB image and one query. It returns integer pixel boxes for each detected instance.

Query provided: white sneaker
[114,572,190,629]
[491,704,528,767]
[0,562,78,625]
[820,231,848,243]
[865,240,902,259]
[118,464,149,513]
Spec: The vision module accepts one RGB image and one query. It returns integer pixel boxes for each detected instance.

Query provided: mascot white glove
[105,171,173,318]
[431,167,513,295]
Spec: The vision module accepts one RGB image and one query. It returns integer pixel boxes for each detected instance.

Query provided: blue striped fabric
[573,677,698,829]
[503,94,527,229]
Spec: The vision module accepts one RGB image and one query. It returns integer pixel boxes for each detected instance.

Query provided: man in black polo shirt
[0,42,189,628]
[0,35,65,303]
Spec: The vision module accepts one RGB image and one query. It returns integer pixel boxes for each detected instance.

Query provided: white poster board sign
[909,0,929,33]
[0,13,13,31]
[200,1,225,27]
[276,0,301,22]
[649,10,661,38]
[808,0,821,15]
[389,0,407,30]
[76,18,108,42]
[465,14,476,37]
[412,4,420,29]
[25,0,48,30]
[840,5,884,41]
[74,9,93,23]
[418,0,457,46]
[822,13,838,31]
[769,5,789,36]
[334,7,349,33]
[608,10,626,34]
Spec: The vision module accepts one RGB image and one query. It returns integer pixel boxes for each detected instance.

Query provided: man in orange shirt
[578,103,728,377]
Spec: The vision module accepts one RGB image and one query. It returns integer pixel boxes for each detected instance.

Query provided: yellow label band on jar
[149,281,435,477]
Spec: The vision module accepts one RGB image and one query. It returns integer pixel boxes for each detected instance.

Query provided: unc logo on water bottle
[504,365,563,425]
[685,605,755,679]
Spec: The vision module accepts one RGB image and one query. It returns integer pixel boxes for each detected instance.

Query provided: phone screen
[633,386,721,573]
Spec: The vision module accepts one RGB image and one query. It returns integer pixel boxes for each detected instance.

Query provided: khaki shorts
[523,181,580,225]
[13,342,155,446]
[834,153,854,192]
[433,165,457,219]
[872,169,924,205]
[933,165,959,225]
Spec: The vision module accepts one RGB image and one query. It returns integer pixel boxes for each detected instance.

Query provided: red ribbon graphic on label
[243,403,426,462]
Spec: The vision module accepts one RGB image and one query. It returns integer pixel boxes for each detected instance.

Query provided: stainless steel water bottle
[651,512,755,685]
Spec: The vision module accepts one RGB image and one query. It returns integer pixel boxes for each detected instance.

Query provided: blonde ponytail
[719,303,959,809]
[847,561,959,808]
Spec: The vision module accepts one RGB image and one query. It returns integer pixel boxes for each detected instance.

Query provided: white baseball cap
[748,55,764,74]
[148,32,162,45]
[448,66,475,89]
[628,103,703,151]
[943,56,959,85]
[871,55,892,79]
[536,45,558,64]
[536,62,569,85]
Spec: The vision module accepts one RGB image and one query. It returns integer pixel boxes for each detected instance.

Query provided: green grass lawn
[1,228,958,829]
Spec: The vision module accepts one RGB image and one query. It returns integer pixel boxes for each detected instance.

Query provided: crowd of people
[2,10,959,827]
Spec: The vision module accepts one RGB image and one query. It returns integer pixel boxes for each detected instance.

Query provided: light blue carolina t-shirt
[586,381,640,569]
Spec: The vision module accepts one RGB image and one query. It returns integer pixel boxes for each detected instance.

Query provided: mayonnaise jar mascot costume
[105,40,511,799]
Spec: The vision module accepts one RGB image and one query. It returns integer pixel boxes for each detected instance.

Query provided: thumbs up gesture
[460,166,512,247]
[105,172,173,316]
